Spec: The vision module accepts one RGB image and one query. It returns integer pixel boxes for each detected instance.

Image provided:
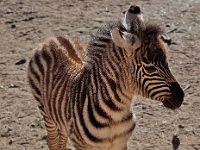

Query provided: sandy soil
[0,0,200,149]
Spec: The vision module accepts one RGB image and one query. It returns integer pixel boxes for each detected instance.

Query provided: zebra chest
[66,76,135,149]
[68,111,135,150]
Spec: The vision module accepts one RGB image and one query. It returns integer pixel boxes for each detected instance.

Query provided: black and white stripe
[27,5,183,150]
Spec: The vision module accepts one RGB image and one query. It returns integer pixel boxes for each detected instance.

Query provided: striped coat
[28,5,184,150]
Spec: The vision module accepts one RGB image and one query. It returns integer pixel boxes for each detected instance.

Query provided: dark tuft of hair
[144,24,164,36]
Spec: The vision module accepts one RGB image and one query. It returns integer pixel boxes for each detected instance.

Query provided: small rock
[9,84,19,88]
[9,81,25,88]
[172,134,180,150]
[11,24,16,28]
[178,125,184,129]
[142,106,146,110]
[183,102,189,105]
[30,124,35,128]
[15,59,26,65]
[122,11,126,14]
[9,139,13,145]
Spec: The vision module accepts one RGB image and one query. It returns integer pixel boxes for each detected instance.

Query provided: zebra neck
[90,61,134,102]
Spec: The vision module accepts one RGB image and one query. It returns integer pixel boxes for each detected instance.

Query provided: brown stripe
[34,52,44,76]
[57,36,82,64]
[73,38,85,59]
[42,44,51,102]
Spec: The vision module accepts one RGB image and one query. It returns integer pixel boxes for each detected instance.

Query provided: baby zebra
[27,5,184,150]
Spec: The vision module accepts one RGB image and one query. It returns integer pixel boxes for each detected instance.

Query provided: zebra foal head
[111,5,184,109]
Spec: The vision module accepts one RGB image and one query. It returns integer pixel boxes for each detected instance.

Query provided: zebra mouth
[162,98,183,110]
[162,100,176,110]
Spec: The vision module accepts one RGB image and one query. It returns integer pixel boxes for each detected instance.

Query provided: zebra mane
[87,21,163,48]
[84,21,126,66]
[84,21,164,62]
[86,21,126,48]
[144,24,164,37]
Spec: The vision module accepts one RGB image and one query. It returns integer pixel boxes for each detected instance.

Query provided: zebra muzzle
[128,5,141,14]
[162,82,184,109]
[124,5,145,31]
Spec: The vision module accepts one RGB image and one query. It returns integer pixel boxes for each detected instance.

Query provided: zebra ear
[111,27,126,47]
[111,27,141,51]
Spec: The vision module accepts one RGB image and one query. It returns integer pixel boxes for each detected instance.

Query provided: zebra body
[29,29,136,150]
[28,5,184,150]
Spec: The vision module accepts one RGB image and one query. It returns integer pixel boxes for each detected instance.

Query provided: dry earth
[0,0,200,149]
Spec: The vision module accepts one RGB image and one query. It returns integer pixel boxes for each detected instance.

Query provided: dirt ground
[0,0,200,149]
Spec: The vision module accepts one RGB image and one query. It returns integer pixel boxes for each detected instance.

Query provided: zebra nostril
[129,5,141,14]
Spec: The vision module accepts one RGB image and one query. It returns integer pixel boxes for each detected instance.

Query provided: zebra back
[28,35,85,119]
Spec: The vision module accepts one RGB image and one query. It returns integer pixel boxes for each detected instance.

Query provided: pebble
[15,59,26,65]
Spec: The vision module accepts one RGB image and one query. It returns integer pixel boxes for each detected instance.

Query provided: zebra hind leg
[44,117,68,150]
[39,106,68,150]
[38,106,60,149]
[44,116,60,150]
[58,131,68,150]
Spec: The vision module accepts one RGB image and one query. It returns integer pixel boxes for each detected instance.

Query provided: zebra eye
[144,65,157,73]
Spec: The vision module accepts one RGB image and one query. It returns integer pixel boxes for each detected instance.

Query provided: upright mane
[85,21,125,53]
[145,24,164,37]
